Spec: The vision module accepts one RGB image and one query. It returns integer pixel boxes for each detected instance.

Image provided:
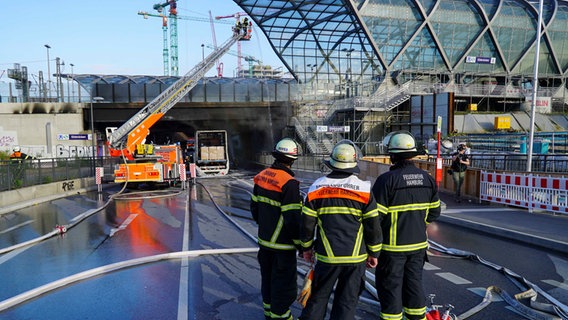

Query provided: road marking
[109,214,138,237]
[177,193,190,320]
[436,272,472,285]
[0,246,32,265]
[70,208,99,223]
[424,262,441,270]
[467,287,504,301]
[542,279,568,291]
[0,220,33,234]
[443,208,519,213]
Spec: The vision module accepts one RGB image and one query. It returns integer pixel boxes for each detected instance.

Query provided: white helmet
[383,131,417,154]
[273,138,300,161]
[13,146,20,152]
[326,139,361,173]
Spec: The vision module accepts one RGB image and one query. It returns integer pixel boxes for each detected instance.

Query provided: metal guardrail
[425,153,568,174]
[0,157,120,192]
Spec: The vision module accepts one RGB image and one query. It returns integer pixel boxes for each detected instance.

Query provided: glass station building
[233,0,568,152]
[237,0,568,105]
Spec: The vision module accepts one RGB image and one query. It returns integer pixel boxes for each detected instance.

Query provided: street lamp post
[69,63,74,102]
[56,58,64,102]
[342,48,355,97]
[306,63,316,93]
[90,96,104,175]
[201,44,205,62]
[44,44,51,101]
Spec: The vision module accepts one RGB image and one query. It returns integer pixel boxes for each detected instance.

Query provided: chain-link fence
[0,157,120,192]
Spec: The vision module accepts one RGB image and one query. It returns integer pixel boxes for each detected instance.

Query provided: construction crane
[140,11,169,75]
[209,11,223,77]
[138,11,233,76]
[153,1,178,76]
[205,44,261,77]
[215,12,249,75]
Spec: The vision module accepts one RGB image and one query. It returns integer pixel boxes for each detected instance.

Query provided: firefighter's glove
[302,250,314,264]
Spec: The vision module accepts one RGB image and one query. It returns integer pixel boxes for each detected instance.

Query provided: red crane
[215,12,249,75]
[209,11,223,77]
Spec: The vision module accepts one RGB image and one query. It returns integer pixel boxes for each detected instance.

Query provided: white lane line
[467,287,504,301]
[443,208,519,213]
[542,279,568,291]
[0,220,34,234]
[70,208,99,223]
[436,272,472,285]
[0,246,32,265]
[424,262,441,271]
[177,194,190,320]
[109,214,138,237]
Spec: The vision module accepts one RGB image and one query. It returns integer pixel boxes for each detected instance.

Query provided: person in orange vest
[251,138,303,320]
[10,146,32,163]
[299,140,382,320]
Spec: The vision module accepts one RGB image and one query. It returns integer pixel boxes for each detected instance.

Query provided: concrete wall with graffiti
[0,102,95,158]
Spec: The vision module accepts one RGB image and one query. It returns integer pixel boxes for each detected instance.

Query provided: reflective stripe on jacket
[251,162,302,251]
[372,160,441,253]
[301,172,382,264]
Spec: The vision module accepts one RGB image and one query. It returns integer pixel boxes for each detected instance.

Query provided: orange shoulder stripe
[308,187,370,203]
[254,168,293,193]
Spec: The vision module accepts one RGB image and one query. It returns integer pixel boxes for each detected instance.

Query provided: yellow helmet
[325,139,361,173]
[383,131,417,154]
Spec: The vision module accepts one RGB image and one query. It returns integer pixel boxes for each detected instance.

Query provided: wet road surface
[0,172,566,319]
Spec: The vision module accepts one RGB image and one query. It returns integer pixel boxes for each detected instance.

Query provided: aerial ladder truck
[107,25,251,186]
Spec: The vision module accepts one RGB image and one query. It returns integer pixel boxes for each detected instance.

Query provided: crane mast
[108,29,250,156]
[138,10,234,77]
[153,1,178,76]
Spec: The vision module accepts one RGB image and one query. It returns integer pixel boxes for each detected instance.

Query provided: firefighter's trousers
[258,248,297,320]
[300,263,366,320]
[375,250,427,320]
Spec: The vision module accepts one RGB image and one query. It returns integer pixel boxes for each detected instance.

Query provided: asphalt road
[0,172,566,319]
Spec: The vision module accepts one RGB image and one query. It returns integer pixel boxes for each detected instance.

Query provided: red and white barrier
[95,167,104,193]
[480,171,568,214]
[179,163,187,182]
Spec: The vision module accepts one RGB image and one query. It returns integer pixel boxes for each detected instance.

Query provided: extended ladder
[108,31,245,150]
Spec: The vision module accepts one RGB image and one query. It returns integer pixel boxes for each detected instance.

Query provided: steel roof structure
[234,0,568,89]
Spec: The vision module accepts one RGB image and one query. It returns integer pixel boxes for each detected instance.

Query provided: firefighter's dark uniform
[10,151,31,163]
[372,160,441,320]
[300,171,382,320]
[251,162,302,320]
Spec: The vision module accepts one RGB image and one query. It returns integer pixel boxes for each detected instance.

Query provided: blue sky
[0,0,283,82]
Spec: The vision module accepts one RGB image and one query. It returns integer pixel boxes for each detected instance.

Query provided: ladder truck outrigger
[106,24,251,187]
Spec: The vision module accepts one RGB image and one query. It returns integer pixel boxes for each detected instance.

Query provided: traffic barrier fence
[480,171,568,214]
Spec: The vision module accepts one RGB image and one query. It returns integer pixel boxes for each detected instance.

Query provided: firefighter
[372,131,441,320]
[251,138,303,320]
[10,146,33,163]
[242,17,249,35]
[300,140,382,320]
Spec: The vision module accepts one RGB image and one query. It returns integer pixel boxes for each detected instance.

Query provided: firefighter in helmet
[372,131,441,320]
[300,140,382,320]
[251,138,303,320]
[10,146,33,163]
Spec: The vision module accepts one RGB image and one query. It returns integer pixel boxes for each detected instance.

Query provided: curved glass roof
[71,0,568,98]
[235,0,568,89]
[235,0,385,96]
